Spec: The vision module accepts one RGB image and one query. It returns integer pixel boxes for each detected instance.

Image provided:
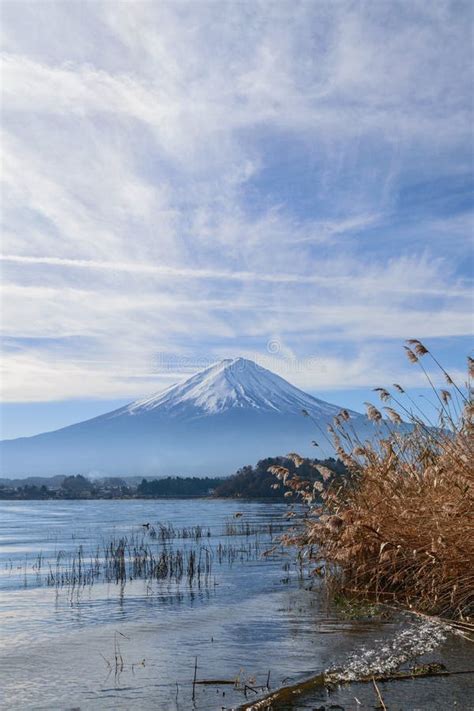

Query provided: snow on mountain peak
[124,357,343,419]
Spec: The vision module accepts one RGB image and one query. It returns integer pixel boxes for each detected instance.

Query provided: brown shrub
[278,342,473,620]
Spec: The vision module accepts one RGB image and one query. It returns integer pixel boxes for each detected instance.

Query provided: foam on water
[328,619,448,682]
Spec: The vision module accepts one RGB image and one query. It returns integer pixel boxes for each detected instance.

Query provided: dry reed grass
[272,341,473,620]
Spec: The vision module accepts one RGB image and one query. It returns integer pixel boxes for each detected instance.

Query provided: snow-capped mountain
[121,357,345,418]
[0,357,370,478]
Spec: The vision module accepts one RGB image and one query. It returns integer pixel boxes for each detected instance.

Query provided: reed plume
[276,344,473,620]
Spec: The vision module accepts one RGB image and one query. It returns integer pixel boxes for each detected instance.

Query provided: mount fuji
[0,358,373,478]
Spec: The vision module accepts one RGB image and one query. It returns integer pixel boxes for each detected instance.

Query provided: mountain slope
[112,357,346,419]
[0,358,371,478]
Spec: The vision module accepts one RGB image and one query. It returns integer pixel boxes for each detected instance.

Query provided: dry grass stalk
[276,342,473,620]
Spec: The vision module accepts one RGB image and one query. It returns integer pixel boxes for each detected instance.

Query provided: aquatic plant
[32,520,288,592]
[223,519,287,538]
[273,343,474,619]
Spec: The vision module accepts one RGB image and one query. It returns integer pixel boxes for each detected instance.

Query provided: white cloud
[1,252,471,298]
[0,1,472,404]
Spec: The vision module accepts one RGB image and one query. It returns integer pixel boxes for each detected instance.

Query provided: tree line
[0,457,348,500]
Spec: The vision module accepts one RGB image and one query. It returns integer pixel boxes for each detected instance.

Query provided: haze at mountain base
[0,358,374,477]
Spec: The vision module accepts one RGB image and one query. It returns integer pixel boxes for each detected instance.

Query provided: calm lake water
[0,499,472,710]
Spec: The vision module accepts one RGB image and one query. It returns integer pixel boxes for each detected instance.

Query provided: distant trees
[214,456,348,499]
[0,458,349,500]
[61,474,94,497]
[60,475,133,498]
[0,483,54,499]
[137,476,224,497]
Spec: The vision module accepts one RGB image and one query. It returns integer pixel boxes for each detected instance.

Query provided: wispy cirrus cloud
[1,252,471,297]
[0,0,472,418]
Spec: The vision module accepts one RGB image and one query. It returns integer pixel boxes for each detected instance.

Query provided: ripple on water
[0,499,472,711]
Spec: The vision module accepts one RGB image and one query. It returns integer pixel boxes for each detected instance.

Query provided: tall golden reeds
[275,341,473,620]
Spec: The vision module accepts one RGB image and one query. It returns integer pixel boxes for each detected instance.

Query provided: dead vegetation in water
[223,519,287,538]
[271,342,474,620]
[144,522,211,541]
[45,538,214,588]
[32,520,286,591]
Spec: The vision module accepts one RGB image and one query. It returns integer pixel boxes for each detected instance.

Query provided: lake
[0,499,472,710]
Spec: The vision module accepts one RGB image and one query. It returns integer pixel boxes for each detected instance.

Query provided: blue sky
[1,0,473,439]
